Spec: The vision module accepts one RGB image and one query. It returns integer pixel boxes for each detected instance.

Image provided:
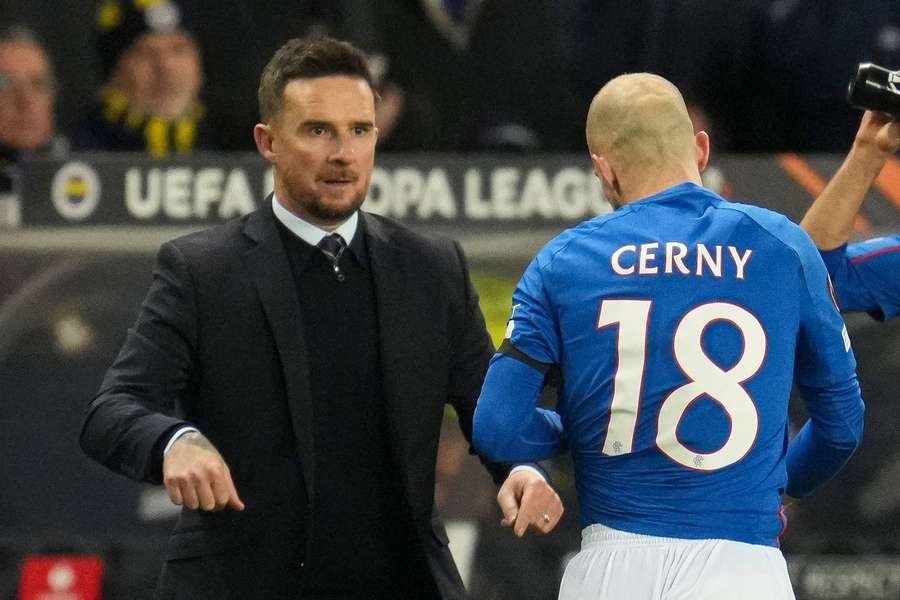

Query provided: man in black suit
[80,36,562,599]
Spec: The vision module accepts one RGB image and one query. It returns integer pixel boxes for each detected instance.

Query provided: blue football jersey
[820,235,900,320]
[498,182,860,546]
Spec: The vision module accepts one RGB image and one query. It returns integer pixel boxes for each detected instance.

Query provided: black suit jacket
[80,202,505,599]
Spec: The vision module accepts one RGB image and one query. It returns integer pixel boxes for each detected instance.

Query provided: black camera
[847,63,900,116]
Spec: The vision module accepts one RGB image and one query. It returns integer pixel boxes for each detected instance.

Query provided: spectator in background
[72,0,218,156]
[193,0,343,150]
[0,25,66,196]
[563,0,900,154]
[716,0,900,152]
[562,0,758,152]
[339,0,578,151]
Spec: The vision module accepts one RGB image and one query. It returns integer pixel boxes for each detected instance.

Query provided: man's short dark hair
[258,36,375,122]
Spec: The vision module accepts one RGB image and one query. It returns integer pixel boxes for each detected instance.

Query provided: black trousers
[155,537,441,600]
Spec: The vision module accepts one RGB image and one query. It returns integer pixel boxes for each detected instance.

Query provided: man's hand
[801,110,900,249]
[163,432,245,512]
[497,468,563,537]
[854,111,900,157]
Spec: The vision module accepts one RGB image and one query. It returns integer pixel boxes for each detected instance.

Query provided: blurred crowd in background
[0,0,898,182]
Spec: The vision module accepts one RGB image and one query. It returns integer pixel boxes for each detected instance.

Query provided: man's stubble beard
[288,183,369,224]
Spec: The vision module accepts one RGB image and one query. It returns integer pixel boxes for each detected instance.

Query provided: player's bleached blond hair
[585,73,696,176]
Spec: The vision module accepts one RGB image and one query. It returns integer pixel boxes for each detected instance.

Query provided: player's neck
[620,170,703,206]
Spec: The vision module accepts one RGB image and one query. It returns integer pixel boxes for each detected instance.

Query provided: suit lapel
[364,214,416,464]
[241,201,315,504]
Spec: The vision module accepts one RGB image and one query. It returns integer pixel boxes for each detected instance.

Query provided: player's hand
[497,468,563,537]
[854,111,900,156]
[163,431,245,512]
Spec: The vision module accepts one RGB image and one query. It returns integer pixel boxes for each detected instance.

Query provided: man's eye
[353,127,368,135]
[311,127,326,136]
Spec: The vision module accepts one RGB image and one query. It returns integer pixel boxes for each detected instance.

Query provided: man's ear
[254,123,276,162]
[591,153,617,189]
[695,130,711,173]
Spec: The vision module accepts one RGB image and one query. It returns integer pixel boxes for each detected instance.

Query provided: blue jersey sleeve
[795,237,858,388]
[505,255,562,365]
[786,234,864,497]
[820,236,900,321]
[473,254,567,462]
[473,354,566,462]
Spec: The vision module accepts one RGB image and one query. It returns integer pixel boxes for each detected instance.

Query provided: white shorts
[558,524,796,600]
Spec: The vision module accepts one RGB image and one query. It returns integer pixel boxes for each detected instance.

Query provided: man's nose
[329,135,355,162]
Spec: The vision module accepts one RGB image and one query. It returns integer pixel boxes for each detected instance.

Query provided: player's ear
[591,153,617,188]
[695,131,710,173]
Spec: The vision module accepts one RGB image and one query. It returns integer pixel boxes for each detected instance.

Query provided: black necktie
[318,233,347,281]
